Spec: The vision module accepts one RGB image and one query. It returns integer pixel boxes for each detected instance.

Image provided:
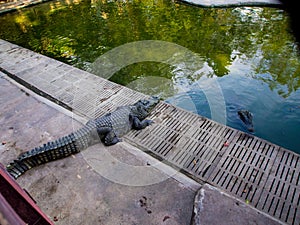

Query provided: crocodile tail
[6,124,97,179]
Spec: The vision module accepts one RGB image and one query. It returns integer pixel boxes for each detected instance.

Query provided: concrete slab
[0,72,200,224]
[191,184,282,225]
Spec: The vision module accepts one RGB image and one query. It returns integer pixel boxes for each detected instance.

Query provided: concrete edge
[1,71,88,125]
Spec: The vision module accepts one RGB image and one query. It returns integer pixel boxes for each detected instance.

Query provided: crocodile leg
[97,127,121,146]
[131,115,153,130]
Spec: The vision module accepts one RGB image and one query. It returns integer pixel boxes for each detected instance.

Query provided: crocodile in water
[238,110,254,132]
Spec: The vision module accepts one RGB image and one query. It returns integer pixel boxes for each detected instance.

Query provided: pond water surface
[0,0,299,153]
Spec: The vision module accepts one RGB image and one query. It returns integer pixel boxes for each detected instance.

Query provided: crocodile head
[238,110,254,132]
[133,96,159,119]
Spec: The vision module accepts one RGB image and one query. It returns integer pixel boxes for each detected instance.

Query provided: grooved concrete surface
[0,39,296,225]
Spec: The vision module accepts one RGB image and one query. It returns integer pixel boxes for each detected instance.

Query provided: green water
[0,0,299,153]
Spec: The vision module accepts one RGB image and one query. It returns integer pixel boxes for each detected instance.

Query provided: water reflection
[0,0,299,152]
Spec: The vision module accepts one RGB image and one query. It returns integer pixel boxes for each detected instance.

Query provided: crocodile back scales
[93,106,133,137]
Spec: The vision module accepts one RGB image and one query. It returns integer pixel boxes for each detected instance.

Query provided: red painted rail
[0,163,54,225]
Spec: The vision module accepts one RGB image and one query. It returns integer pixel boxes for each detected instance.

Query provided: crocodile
[238,110,254,132]
[6,97,159,179]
